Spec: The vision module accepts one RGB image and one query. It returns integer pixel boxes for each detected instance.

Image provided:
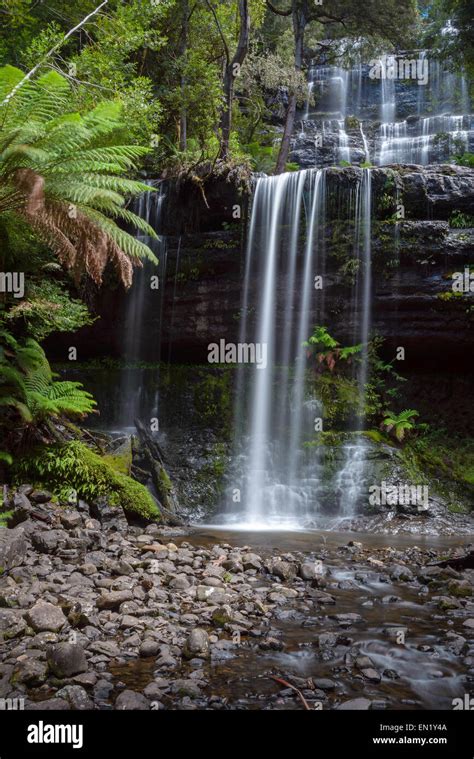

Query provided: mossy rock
[103,439,132,475]
[448,581,472,598]
[14,441,160,521]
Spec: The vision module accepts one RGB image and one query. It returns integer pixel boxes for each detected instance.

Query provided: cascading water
[335,169,372,517]
[297,51,472,169]
[118,182,167,431]
[377,54,473,165]
[219,167,373,529]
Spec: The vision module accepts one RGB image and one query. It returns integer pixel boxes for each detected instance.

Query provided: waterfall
[223,170,327,528]
[299,52,472,169]
[118,182,167,431]
[377,54,473,166]
[242,172,310,527]
[219,166,373,529]
[335,169,372,517]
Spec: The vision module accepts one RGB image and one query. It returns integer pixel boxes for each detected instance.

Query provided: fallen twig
[270,676,311,711]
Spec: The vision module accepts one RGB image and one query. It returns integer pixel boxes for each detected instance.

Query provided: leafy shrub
[304,326,362,372]
[3,280,95,341]
[449,210,474,228]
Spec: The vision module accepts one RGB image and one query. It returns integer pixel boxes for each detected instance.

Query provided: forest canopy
[1,0,469,174]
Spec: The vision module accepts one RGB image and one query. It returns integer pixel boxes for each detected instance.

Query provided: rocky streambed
[1,491,473,711]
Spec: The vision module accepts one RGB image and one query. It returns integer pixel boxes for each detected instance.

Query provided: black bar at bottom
[0,709,471,757]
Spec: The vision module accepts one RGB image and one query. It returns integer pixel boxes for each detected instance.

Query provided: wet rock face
[1,508,473,711]
[47,163,473,372]
[155,166,474,369]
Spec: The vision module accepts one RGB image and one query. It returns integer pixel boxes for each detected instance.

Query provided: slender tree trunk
[179,0,188,152]
[220,0,250,158]
[275,3,305,174]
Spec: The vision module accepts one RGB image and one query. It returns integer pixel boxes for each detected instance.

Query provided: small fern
[0,326,96,452]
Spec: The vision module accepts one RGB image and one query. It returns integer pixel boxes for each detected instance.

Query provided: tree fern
[0,65,158,287]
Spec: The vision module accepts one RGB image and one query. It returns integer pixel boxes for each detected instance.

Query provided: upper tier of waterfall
[292,53,472,169]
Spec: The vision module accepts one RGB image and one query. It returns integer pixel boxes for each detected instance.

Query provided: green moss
[194,370,232,434]
[398,435,474,512]
[14,441,160,521]
[158,466,172,494]
[103,440,132,476]
[363,429,388,444]
[437,290,464,301]
[448,581,472,598]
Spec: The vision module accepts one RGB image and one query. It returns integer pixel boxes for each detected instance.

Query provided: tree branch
[266,0,292,17]
[204,0,230,64]
[0,0,109,107]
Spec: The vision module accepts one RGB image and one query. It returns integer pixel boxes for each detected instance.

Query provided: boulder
[32,530,66,554]
[182,628,210,659]
[0,526,28,570]
[115,690,149,710]
[25,601,67,633]
[47,643,88,677]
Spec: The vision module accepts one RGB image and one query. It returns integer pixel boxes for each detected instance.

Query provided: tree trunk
[220,0,250,158]
[179,0,188,152]
[275,2,305,174]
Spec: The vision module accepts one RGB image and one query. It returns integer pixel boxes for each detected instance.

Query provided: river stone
[196,585,216,601]
[32,529,66,554]
[97,590,133,610]
[12,656,48,686]
[355,655,375,670]
[56,685,94,710]
[361,667,381,683]
[139,640,161,658]
[299,561,323,580]
[143,681,164,699]
[47,642,88,677]
[25,601,67,633]
[183,628,210,659]
[89,640,120,657]
[28,698,70,710]
[30,489,52,503]
[168,574,190,590]
[115,690,150,710]
[0,608,27,639]
[389,565,414,582]
[317,632,337,647]
[242,553,262,571]
[314,678,336,691]
[90,498,128,531]
[269,559,296,581]
[435,596,461,610]
[170,679,201,698]
[9,493,33,525]
[462,619,474,630]
[60,511,83,530]
[330,613,363,626]
[0,526,28,570]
